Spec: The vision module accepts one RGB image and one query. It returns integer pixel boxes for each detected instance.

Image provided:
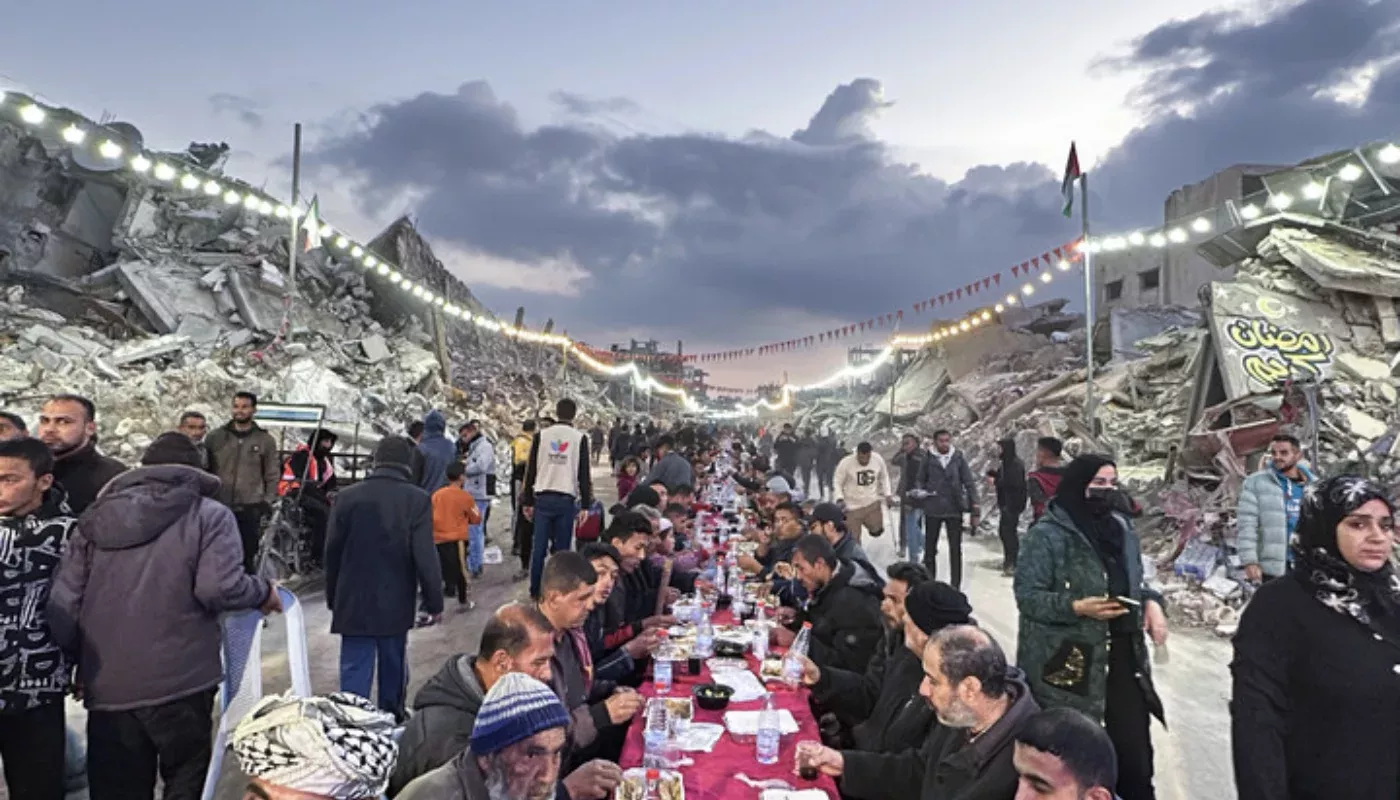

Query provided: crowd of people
[0,388,1396,800]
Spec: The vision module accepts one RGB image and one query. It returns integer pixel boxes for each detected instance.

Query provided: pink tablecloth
[619,610,838,800]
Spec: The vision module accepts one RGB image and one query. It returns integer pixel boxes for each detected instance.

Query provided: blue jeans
[903,507,925,566]
[340,634,408,716]
[468,500,490,574]
[530,493,578,597]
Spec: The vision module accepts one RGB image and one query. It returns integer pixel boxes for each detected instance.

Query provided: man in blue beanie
[398,673,622,800]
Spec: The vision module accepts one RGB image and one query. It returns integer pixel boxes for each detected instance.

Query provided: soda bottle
[654,630,673,695]
[781,622,811,688]
[695,609,715,659]
[755,692,780,765]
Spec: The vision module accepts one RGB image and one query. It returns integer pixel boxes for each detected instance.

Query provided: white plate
[723,709,799,736]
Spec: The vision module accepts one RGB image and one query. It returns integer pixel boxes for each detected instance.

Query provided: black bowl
[693,683,734,711]
[714,639,747,658]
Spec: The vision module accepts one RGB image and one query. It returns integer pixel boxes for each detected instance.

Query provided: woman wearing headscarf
[1013,454,1167,800]
[1231,475,1400,799]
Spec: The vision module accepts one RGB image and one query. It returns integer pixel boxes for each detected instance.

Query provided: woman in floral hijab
[1231,474,1400,800]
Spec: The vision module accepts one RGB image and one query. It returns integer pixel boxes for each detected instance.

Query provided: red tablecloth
[619,610,838,800]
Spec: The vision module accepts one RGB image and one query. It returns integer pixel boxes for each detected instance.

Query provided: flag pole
[1080,169,1095,423]
[286,123,302,341]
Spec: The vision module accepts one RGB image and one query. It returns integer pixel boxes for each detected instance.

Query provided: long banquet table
[618,608,839,800]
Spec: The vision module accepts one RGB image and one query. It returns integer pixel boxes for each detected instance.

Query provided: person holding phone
[1013,454,1167,800]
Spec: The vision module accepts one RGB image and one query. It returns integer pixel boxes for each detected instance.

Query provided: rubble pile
[0,125,632,466]
[788,218,1400,628]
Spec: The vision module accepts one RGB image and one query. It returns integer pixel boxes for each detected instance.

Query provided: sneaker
[414,612,435,628]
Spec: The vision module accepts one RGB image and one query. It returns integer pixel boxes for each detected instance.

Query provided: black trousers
[798,461,816,495]
[87,689,216,800]
[437,541,469,603]
[301,496,330,568]
[925,516,964,589]
[0,701,66,800]
[998,511,1020,569]
[818,466,835,499]
[1105,642,1156,800]
[232,506,265,574]
[514,501,533,571]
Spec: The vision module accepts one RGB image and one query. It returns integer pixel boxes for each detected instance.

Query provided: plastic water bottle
[695,610,715,659]
[643,705,668,769]
[755,692,781,765]
[782,622,811,688]
[752,623,768,660]
[654,631,673,695]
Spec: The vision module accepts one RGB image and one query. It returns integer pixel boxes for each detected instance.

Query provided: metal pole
[286,123,302,342]
[1081,170,1095,422]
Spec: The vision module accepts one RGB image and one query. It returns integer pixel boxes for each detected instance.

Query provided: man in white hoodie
[833,442,892,543]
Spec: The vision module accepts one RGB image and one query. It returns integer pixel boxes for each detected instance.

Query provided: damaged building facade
[0,97,645,470]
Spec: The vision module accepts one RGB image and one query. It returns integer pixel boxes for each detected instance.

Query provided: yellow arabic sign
[1224,317,1335,388]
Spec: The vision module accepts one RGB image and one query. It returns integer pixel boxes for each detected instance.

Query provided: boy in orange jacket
[432,462,481,609]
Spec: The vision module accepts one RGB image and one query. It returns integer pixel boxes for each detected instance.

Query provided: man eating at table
[581,542,659,683]
[390,603,557,794]
[799,625,1038,800]
[397,672,624,800]
[799,563,957,755]
[772,535,884,672]
[536,552,645,769]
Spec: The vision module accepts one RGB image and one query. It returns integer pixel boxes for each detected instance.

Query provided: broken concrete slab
[357,334,391,364]
[107,334,191,366]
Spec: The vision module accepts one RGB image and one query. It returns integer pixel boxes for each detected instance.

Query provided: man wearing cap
[809,502,879,576]
[398,673,623,800]
[799,563,945,755]
[234,692,399,800]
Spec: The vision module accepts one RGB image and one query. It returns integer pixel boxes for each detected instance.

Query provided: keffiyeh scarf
[233,692,398,798]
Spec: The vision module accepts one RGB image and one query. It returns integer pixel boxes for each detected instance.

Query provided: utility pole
[285,123,302,342]
[1081,171,1096,424]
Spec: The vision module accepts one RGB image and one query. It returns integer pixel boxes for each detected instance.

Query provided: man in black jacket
[772,535,884,672]
[986,437,1028,576]
[802,626,1040,800]
[800,562,936,754]
[917,430,979,590]
[326,437,443,718]
[890,433,927,562]
[35,394,126,515]
[773,423,800,477]
[808,503,883,589]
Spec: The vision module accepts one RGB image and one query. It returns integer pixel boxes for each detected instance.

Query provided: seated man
[581,542,658,683]
[234,692,399,800]
[597,516,674,652]
[800,564,954,754]
[390,604,556,795]
[772,535,884,672]
[536,552,644,764]
[801,626,1039,800]
[398,673,622,800]
[809,502,884,589]
[1013,708,1120,800]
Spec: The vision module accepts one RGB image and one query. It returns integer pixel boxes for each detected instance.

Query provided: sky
[4,0,1399,389]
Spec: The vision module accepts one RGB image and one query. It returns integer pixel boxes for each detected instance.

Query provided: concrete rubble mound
[0,120,635,469]
[792,214,1400,630]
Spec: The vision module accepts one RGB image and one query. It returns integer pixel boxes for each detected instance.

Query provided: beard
[934,698,978,729]
[484,763,552,800]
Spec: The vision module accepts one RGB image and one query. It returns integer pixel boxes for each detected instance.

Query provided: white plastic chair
[201,587,312,800]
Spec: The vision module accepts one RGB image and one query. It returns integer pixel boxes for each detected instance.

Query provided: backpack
[575,500,605,541]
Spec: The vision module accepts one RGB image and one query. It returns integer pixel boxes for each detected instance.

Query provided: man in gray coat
[48,432,280,799]
[917,429,979,590]
[1236,434,1314,583]
[642,434,692,493]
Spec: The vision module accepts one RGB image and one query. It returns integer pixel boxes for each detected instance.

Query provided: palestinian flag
[1061,143,1081,218]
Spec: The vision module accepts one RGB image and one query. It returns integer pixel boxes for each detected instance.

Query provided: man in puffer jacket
[48,432,280,799]
[1236,433,1314,583]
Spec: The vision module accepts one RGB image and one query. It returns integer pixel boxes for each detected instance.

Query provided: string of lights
[4,88,1393,418]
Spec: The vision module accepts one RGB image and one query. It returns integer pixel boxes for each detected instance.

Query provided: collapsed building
[791,141,1400,631]
[0,98,648,473]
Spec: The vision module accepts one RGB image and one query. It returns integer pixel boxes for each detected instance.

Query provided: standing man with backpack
[521,399,594,599]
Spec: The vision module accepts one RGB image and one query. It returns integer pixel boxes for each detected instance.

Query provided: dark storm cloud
[303,0,1400,345]
[208,92,265,130]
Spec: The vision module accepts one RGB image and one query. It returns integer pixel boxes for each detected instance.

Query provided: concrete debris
[0,118,646,474]
[790,211,1400,626]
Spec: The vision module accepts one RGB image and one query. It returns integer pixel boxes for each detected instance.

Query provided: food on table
[619,769,684,800]
[760,658,784,680]
[662,697,693,721]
